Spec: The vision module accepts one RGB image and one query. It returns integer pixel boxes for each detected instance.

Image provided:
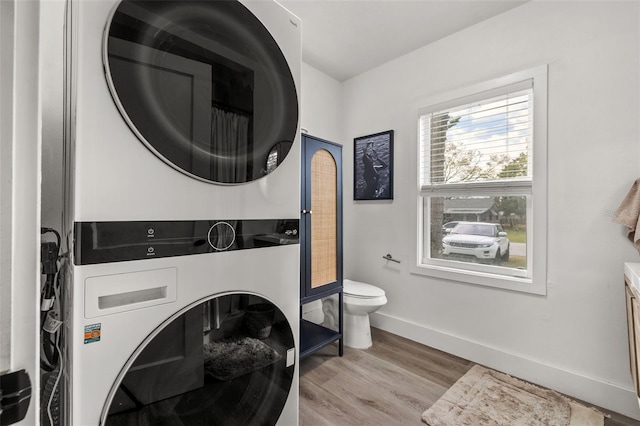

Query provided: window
[413,66,547,294]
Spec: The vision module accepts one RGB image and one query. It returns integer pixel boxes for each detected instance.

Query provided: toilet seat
[343,279,385,298]
[343,293,387,304]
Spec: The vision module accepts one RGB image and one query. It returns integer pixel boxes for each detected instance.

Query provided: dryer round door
[101,294,296,425]
[104,0,298,184]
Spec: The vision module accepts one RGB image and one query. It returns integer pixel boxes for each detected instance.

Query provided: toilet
[343,279,387,349]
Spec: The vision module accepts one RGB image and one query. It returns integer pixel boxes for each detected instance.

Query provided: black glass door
[102,294,295,426]
[105,0,298,183]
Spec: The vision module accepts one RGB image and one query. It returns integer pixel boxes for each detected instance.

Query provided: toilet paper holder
[382,253,400,264]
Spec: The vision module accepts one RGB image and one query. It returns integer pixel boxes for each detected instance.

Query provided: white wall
[300,62,343,143]
[340,1,640,419]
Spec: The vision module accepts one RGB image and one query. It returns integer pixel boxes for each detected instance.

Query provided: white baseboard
[370,311,640,421]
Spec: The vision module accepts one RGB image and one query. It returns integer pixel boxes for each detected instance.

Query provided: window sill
[410,262,546,295]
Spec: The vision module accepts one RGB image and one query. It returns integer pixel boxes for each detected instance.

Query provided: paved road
[510,242,526,257]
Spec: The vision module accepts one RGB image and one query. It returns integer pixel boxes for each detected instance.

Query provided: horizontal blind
[421,179,532,196]
[420,82,533,190]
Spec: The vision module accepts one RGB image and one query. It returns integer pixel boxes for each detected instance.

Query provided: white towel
[613,178,640,252]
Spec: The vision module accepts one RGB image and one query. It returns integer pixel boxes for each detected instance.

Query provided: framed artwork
[353,130,394,200]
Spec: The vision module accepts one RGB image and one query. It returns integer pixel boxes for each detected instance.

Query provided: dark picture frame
[354,130,394,200]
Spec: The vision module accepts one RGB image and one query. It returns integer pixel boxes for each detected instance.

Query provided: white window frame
[411,65,548,295]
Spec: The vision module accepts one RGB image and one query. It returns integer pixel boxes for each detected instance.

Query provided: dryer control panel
[74,219,299,265]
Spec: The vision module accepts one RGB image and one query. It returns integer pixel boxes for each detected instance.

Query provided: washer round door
[105,0,298,184]
[101,294,296,425]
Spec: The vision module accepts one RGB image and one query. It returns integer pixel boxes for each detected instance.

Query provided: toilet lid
[343,280,385,297]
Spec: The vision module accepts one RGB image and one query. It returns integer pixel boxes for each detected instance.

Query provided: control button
[147,228,155,237]
[207,222,236,251]
[147,246,155,255]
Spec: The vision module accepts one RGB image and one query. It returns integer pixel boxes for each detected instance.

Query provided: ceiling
[278,0,528,82]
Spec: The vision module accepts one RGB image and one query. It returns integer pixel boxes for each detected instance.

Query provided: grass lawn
[506,228,526,243]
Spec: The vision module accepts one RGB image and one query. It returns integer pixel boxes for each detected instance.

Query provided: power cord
[40,227,63,426]
[40,228,61,370]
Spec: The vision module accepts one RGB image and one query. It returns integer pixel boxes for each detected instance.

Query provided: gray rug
[422,365,604,426]
[203,336,281,381]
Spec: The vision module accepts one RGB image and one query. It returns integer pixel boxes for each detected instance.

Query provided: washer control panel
[74,219,299,265]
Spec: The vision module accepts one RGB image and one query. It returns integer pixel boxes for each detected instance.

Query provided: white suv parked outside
[442,222,510,264]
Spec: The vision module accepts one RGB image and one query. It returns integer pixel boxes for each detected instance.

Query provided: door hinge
[0,369,31,426]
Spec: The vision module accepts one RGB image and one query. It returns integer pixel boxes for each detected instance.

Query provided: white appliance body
[66,248,300,425]
[68,0,301,222]
[63,0,301,424]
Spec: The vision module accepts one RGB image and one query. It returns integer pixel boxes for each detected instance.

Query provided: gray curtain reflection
[211,107,250,182]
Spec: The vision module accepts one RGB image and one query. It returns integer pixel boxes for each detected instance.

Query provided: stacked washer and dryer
[61,0,301,424]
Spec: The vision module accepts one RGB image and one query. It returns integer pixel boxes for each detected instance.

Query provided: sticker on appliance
[84,323,101,344]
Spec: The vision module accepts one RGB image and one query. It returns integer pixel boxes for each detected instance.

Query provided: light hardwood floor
[299,327,640,426]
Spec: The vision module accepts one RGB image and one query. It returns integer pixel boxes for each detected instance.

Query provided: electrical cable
[40,226,64,425]
[40,263,61,370]
[40,227,61,248]
[47,283,63,426]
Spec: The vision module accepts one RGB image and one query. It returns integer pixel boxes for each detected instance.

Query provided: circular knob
[207,222,236,251]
